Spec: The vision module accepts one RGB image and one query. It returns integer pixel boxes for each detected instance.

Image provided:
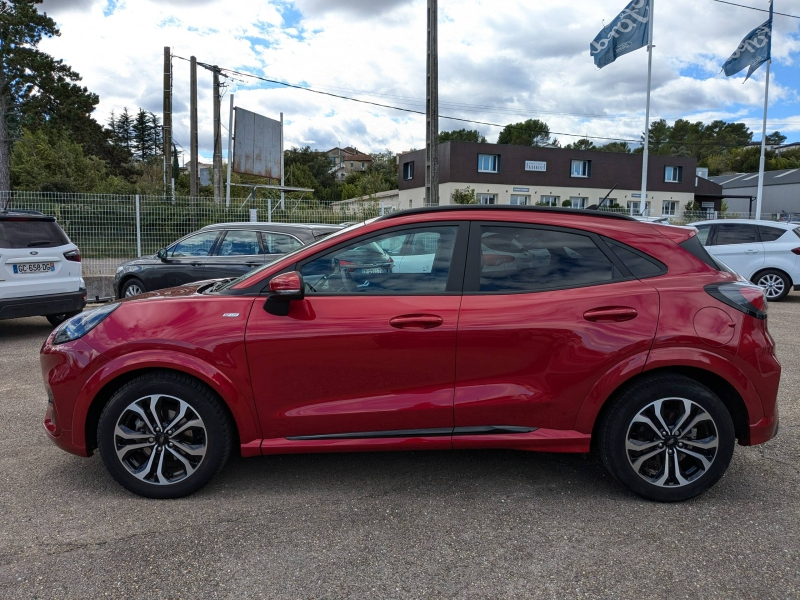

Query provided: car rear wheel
[97,371,232,499]
[121,277,146,298]
[46,311,81,327]
[753,269,791,301]
[599,374,735,502]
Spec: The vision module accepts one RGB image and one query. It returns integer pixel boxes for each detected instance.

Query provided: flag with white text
[590,0,651,69]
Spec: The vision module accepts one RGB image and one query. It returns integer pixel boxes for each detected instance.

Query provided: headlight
[53,303,120,345]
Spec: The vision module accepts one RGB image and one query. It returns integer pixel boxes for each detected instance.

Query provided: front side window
[402,161,414,180]
[540,196,560,207]
[217,230,262,256]
[301,226,458,295]
[169,231,219,257]
[665,166,683,183]
[571,160,591,178]
[477,194,497,205]
[477,226,615,293]
[478,154,499,173]
[263,232,303,254]
[662,201,678,216]
[711,224,758,246]
[510,195,529,205]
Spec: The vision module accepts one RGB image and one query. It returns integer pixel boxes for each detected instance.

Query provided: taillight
[791,247,800,255]
[705,282,767,320]
[64,249,81,262]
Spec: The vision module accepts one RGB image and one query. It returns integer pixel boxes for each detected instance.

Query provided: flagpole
[640,0,654,216]
[755,0,773,221]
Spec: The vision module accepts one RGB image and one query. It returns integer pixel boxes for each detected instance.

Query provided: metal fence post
[135,194,142,257]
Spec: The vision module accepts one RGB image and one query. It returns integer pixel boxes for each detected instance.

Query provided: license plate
[13,262,55,274]
[359,268,387,274]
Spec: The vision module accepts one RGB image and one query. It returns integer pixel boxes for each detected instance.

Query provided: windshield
[216,219,376,291]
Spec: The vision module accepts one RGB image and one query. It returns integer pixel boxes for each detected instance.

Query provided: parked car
[691,219,800,301]
[114,222,342,298]
[42,206,780,502]
[0,211,86,326]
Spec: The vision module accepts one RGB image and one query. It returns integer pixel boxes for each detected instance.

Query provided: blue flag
[590,0,651,69]
[722,4,772,81]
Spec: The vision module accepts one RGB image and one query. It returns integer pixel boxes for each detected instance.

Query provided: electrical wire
[712,0,800,19]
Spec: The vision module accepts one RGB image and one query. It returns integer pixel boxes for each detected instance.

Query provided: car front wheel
[97,371,232,499]
[599,374,735,502]
[121,277,146,298]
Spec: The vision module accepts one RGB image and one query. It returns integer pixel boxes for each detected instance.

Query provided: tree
[766,131,787,146]
[451,186,477,204]
[599,141,631,153]
[0,0,110,194]
[366,149,398,190]
[565,138,595,151]
[439,129,487,143]
[497,119,550,147]
[114,107,134,153]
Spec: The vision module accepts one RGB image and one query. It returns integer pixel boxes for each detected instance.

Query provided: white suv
[0,211,86,325]
[692,219,800,301]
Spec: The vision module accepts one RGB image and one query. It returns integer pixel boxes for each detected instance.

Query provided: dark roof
[377,205,635,222]
[0,210,54,221]
[346,154,373,161]
[710,168,800,189]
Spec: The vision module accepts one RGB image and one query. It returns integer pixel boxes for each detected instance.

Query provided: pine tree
[116,107,133,154]
[148,112,162,157]
[132,108,150,160]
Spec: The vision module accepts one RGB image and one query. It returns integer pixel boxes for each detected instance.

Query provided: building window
[539,195,560,207]
[510,195,529,205]
[628,200,651,215]
[569,197,587,209]
[477,193,497,204]
[665,166,683,183]
[571,160,591,178]
[662,200,678,216]
[478,154,500,173]
[350,162,354,168]
[402,162,414,180]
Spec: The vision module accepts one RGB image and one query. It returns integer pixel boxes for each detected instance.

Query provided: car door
[245,223,468,440]
[150,230,220,290]
[204,230,266,281]
[705,223,764,278]
[452,222,660,442]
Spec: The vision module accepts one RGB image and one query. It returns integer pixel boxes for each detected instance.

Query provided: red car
[40,207,780,501]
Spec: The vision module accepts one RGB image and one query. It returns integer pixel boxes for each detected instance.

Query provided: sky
[38,0,800,164]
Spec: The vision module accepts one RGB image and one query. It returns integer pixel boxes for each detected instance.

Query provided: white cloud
[38,0,800,163]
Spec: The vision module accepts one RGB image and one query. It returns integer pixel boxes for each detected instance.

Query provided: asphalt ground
[0,299,798,600]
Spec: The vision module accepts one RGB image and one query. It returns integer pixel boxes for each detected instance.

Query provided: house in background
[331,189,401,215]
[327,147,374,181]
[710,168,800,216]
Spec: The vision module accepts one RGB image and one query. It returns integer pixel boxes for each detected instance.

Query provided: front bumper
[0,289,86,321]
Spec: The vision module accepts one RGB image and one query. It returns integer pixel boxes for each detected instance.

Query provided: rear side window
[0,220,69,249]
[605,239,666,278]
[263,233,303,254]
[795,227,800,240]
[758,226,786,242]
[711,224,758,246]
[679,235,734,273]
[477,226,616,293]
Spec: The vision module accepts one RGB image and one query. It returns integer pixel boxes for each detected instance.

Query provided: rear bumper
[746,412,779,446]
[0,289,86,321]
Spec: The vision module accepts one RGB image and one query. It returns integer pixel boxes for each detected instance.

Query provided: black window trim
[462,221,636,295]
[291,221,471,297]
[602,237,668,279]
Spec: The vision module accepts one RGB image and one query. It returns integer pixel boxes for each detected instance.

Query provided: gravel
[0,298,798,599]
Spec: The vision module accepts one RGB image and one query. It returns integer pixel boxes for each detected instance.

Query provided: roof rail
[376,205,636,222]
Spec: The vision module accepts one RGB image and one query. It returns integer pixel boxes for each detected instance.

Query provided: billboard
[232,107,282,179]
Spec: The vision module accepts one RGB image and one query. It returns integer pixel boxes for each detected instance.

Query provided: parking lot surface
[1,299,798,599]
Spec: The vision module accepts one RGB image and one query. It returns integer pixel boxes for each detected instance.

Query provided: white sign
[631,193,648,198]
[513,187,530,192]
[249,209,258,222]
[525,161,547,172]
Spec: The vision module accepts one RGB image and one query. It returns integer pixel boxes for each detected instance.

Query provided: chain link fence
[0,191,790,276]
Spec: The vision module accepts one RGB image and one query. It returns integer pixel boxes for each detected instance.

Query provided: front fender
[71,349,263,457]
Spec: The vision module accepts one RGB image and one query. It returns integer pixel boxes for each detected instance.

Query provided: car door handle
[190,261,203,267]
[744,249,759,254]
[245,262,261,267]
[389,314,444,329]
[583,307,638,323]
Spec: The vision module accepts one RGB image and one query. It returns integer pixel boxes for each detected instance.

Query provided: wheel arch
[117,273,145,297]
[589,367,751,449]
[751,266,794,287]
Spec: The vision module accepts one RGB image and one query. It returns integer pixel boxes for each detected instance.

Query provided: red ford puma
[41,206,780,501]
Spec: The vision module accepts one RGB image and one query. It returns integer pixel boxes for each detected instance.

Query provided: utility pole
[226,94,234,207]
[212,66,223,203]
[163,47,173,197]
[425,0,439,206]
[190,56,199,196]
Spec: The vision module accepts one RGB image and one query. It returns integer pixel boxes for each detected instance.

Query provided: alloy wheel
[124,284,144,297]
[757,273,785,300]
[114,394,207,485]
[626,398,719,488]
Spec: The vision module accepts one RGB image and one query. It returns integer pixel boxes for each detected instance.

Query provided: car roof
[377,205,636,222]
[200,222,343,231]
[690,219,796,229]
[0,210,56,222]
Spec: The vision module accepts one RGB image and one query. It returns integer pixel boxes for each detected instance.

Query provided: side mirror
[156,248,168,261]
[265,271,304,316]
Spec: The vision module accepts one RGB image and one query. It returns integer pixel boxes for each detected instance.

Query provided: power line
[712,0,800,19]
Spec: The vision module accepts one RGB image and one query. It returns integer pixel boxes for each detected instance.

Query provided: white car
[0,211,86,325]
[692,219,800,301]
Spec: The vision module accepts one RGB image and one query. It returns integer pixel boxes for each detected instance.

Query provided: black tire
[120,277,146,298]
[97,371,233,499]
[46,311,81,327]
[752,269,791,302]
[599,374,735,502]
